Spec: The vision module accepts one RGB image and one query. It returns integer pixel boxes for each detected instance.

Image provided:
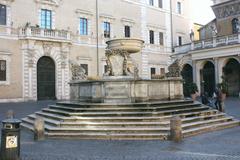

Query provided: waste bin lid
[2,118,22,124]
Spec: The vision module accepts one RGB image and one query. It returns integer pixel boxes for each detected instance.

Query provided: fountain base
[70,78,184,103]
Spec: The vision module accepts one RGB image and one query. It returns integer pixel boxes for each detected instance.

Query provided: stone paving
[0,98,240,160]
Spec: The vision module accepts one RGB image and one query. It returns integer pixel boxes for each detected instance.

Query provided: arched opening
[223,58,240,96]
[37,56,56,100]
[181,64,193,97]
[232,18,239,34]
[200,61,215,97]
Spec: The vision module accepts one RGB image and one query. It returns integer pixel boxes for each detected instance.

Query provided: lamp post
[96,0,100,76]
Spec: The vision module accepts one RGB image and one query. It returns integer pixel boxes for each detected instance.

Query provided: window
[103,22,111,38]
[232,18,239,34]
[80,64,88,76]
[158,0,163,8]
[0,4,6,25]
[151,68,156,78]
[149,30,154,44]
[149,0,154,6]
[80,18,88,35]
[124,25,131,38]
[159,32,164,45]
[178,36,182,46]
[160,68,165,75]
[41,9,52,29]
[177,2,182,14]
[0,60,6,81]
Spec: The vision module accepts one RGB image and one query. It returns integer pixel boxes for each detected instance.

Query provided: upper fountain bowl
[106,38,144,53]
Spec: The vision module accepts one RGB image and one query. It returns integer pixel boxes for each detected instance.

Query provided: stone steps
[20,100,240,140]
[23,112,226,129]
[48,103,201,112]
[41,106,210,117]
[46,132,169,140]
[183,120,240,138]
[57,100,193,108]
[33,109,219,123]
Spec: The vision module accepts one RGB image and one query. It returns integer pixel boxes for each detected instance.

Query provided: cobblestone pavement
[0,98,240,160]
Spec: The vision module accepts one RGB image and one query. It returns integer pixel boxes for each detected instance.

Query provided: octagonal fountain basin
[106,38,144,53]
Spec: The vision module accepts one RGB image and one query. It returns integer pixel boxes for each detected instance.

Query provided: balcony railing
[175,33,240,54]
[19,27,71,41]
[0,25,19,36]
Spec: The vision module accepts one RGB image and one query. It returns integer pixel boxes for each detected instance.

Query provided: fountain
[70,38,184,103]
[21,38,239,140]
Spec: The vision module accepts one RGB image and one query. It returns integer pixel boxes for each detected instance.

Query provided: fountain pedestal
[70,78,184,103]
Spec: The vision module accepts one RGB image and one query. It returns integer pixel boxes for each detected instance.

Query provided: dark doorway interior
[201,61,215,97]
[223,59,240,96]
[37,56,56,100]
[181,64,193,97]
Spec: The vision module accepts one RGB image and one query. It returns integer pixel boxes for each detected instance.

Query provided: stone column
[214,58,219,85]
[34,117,45,141]
[195,61,202,93]
[192,60,197,83]
[170,116,182,142]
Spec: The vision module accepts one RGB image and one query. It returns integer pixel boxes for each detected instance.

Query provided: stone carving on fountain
[104,49,136,77]
[103,39,144,79]
[70,62,87,80]
[166,59,181,78]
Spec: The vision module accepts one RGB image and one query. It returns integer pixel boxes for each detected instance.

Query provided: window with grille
[125,26,131,38]
[232,18,239,34]
[160,68,165,75]
[80,18,88,35]
[158,0,163,8]
[103,22,111,38]
[0,4,6,25]
[178,36,182,46]
[159,32,164,45]
[151,67,156,79]
[149,0,154,6]
[41,9,52,29]
[0,60,6,81]
[177,2,182,14]
[149,30,154,44]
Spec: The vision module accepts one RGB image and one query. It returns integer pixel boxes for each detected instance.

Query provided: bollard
[170,116,182,142]
[6,110,15,119]
[34,117,45,141]
[0,118,21,160]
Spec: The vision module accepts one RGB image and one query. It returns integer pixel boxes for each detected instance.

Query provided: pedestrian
[202,92,209,105]
[214,87,220,110]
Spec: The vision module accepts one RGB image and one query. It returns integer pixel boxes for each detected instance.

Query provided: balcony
[0,25,18,36]
[174,33,240,54]
[19,27,71,42]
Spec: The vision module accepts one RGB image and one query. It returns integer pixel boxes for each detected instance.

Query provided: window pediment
[76,9,93,17]
[35,0,62,7]
[0,0,14,5]
[99,14,115,21]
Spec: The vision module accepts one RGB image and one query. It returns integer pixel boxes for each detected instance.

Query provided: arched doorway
[181,64,193,97]
[37,56,56,100]
[223,58,240,96]
[200,61,215,97]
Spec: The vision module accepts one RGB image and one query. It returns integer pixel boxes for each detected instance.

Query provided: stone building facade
[0,0,192,102]
[174,0,240,97]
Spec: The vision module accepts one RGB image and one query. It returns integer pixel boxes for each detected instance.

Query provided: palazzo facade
[0,0,192,102]
[174,0,240,97]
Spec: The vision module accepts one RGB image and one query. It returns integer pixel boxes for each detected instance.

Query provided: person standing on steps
[214,87,220,110]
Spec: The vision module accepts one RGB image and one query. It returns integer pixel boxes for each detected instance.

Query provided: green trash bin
[1,118,21,160]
